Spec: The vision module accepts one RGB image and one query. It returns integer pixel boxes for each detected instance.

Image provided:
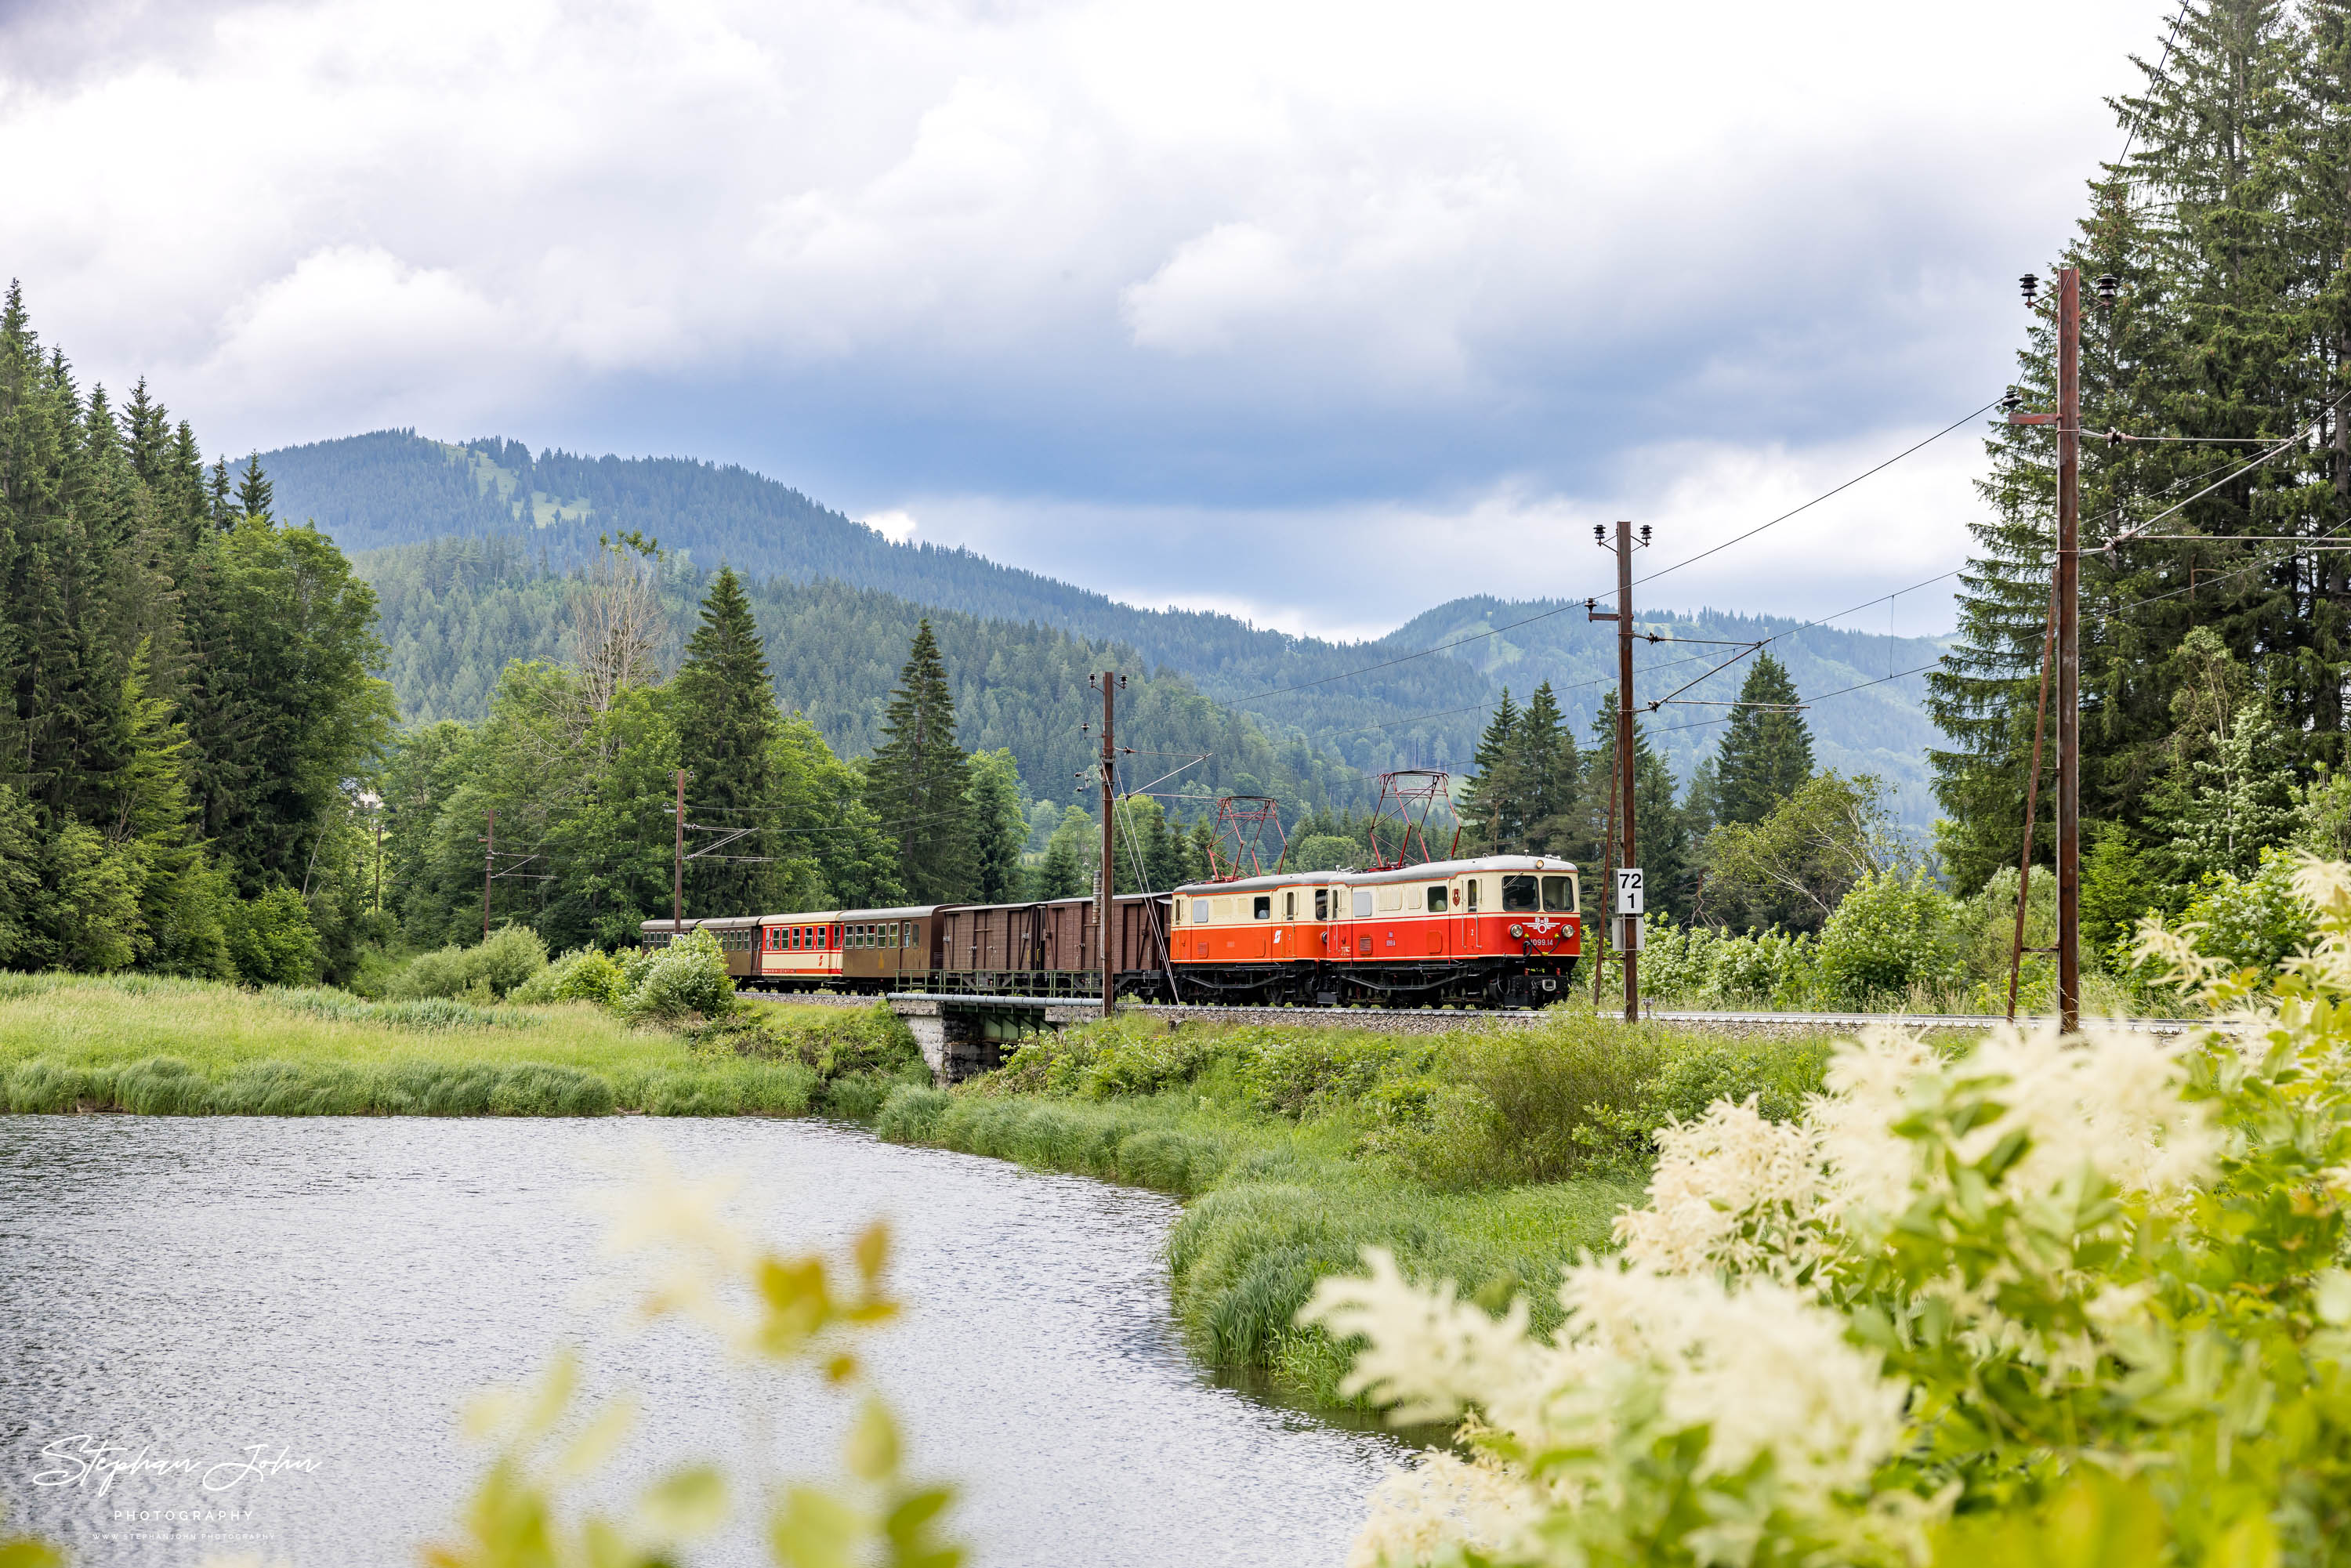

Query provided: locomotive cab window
[1427,885,1447,914]
[1252,896,1270,921]
[1314,888,1329,921]
[1543,876,1575,912]
[1502,875,1540,912]
[1192,898,1209,923]
[1284,890,1295,920]
[1352,890,1373,918]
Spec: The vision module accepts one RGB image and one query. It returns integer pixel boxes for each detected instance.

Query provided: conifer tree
[864,619,976,900]
[1458,689,1523,852]
[966,747,1027,904]
[1714,654,1813,824]
[1933,0,2331,890]
[234,452,273,520]
[1584,691,1695,912]
[1515,682,1581,853]
[672,566,781,913]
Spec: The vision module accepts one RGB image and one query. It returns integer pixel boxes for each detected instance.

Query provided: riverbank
[0,972,924,1116]
[869,1006,1860,1403]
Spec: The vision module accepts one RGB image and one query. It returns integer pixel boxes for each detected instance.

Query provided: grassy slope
[0,975,879,1116]
[867,1009,1847,1404]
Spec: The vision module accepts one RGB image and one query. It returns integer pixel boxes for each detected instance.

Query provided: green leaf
[640,1464,728,1537]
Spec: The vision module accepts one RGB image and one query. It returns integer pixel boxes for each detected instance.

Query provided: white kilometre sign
[1615,867,1645,915]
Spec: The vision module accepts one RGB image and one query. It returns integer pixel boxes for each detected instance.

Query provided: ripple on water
[0,1116,1404,1567]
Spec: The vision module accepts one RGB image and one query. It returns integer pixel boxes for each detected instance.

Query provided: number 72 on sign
[1614,867,1644,915]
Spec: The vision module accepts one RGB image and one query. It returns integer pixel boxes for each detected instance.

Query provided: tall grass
[0,975,870,1117]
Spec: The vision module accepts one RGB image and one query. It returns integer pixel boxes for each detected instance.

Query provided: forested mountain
[358,537,1364,824]
[284,429,1947,822]
[1380,597,1948,824]
[263,430,1491,774]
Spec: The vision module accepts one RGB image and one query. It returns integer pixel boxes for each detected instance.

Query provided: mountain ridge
[265,429,1949,826]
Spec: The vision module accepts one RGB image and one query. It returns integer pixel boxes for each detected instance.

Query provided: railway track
[752,990,2222,1037]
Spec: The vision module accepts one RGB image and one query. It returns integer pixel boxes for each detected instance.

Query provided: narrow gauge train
[639,853,1581,1009]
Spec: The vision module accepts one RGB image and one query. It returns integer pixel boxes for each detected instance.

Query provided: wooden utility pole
[482,809,494,939]
[2008,266,2085,1032]
[672,768,686,935]
[1095,672,1121,1015]
[1614,519,1639,1023]
[1587,520,1642,1023]
[2056,266,2082,1034]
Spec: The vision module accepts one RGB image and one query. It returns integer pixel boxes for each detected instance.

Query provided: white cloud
[0,0,2170,630]
[860,508,920,543]
[903,423,1990,642]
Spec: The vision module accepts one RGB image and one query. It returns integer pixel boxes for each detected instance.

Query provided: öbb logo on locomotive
[639,854,1581,1010]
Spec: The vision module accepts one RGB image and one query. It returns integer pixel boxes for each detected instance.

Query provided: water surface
[0,1116,1403,1566]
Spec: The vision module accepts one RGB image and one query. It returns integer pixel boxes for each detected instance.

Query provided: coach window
[1252,895,1271,921]
[1502,875,1539,912]
[1542,876,1574,912]
[1314,888,1329,921]
[1427,885,1447,914]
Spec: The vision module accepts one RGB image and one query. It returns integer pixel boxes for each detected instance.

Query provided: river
[0,1116,1407,1566]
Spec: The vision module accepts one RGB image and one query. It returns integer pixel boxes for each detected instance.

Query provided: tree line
[1452,652,1862,929]
[1931,0,2351,925]
[0,286,394,983]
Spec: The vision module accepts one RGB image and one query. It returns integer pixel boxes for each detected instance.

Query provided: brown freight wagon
[930,894,1173,998]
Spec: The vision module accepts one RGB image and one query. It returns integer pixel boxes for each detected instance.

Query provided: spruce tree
[1458,689,1523,852]
[965,747,1027,903]
[1516,682,1581,853]
[864,619,976,900]
[672,566,781,914]
[1933,0,2331,891]
[1714,653,1813,824]
[234,452,273,520]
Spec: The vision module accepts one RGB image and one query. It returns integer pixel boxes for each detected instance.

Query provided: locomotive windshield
[1502,875,1578,914]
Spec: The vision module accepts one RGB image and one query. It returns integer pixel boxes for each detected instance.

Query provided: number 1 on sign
[1615,867,1644,915]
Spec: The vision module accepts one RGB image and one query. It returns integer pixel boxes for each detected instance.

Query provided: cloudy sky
[2,0,2168,641]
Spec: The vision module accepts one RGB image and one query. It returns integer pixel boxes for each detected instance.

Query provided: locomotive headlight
[1508,924,1523,940]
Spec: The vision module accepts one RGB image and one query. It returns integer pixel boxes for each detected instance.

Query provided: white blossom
[1615,1095,1818,1278]
[1344,1451,1542,1568]
[1543,1264,1908,1501]
[1301,1248,1535,1425]
[1953,1025,2219,1203]
[1811,1027,1940,1229]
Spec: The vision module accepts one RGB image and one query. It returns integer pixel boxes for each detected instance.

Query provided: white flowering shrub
[1309,853,2351,1566]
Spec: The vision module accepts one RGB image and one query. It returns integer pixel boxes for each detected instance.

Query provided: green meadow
[0,973,906,1117]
